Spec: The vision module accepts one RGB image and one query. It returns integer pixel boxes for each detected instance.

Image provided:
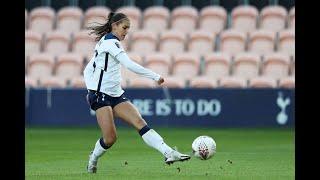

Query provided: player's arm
[116,52,162,82]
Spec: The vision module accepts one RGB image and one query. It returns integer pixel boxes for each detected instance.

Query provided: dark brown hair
[88,12,128,41]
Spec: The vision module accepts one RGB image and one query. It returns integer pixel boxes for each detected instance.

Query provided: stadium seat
[69,76,86,88]
[262,53,290,79]
[290,57,295,76]
[116,6,142,32]
[171,6,198,33]
[248,76,277,88]
[289,6,295,29]
[189,76,217,88]
[171,53,200,79]
[25,76,38,88]
[159,30,186,54]
[219,76,247,88]
[199,6,227,33]
[203,52,231,79]
[143,6,170,32]
[55,53,83,83]
[130,30,158,55]
[145,53,172,76]
[277,29,295,56]
[160,76,186,88]
[71,30,96,57]
[43,30,70,56]
[232,53,261,79]
[29,7,55,34]
[188,30,216,56]
[279,76,295,88]
[248,30,275,56]
[231,5,259,33]
[219,29,247,55]
[40,76,66,88]
[260,5,288,32]
[121,52,144,84]
[25,30,43,58]
[56,6,83,33]
[83,6,110,29]
[25,9,28,29]
[129,77,156,88]
[25,56,29,74]
[28,53,55,83]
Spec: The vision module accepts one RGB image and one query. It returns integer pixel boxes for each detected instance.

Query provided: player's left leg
[113,101,190,164]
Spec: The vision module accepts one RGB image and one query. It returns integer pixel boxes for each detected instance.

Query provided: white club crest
[276,92,291,125]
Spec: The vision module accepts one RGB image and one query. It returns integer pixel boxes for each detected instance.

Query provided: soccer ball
[192,135,216,160]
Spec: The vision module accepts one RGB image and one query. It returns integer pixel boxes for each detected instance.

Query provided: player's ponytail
[88,12,128,42]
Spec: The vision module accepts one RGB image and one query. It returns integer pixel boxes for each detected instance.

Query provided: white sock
[90,139,107,161]
[141,129,173,158]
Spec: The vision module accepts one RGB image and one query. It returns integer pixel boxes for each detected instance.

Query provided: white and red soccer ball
[192,135,216,160]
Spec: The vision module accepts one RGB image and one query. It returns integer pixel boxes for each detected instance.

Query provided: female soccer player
[83,12,190,173]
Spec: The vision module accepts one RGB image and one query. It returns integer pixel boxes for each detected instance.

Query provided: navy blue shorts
[86,90,130,111]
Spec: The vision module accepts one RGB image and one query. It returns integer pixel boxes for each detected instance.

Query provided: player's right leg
[113,101,190,164]
[87,106,117,173]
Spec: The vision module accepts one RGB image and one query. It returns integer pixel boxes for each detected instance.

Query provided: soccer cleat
[165,150,191,165]
[87,151,97,173]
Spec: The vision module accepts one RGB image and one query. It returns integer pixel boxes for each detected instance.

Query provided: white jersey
[83,33,160,97]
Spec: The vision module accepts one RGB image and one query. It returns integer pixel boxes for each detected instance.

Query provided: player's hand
[157,77,164,85]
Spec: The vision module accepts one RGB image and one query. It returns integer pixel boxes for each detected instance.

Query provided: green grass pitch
[25,127,294,180]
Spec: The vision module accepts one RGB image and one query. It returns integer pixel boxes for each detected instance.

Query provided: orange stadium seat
[289,6,295,29]
[56,6,83,33]
[83,6,110,29]
[248,30,275,56]
[129,77,156,88]
[55,53,83,83]
[279,76,295,88]
[260,5,287,32]
[199,6,227,33]
[25,30,43,58]
[189,76,218,88]
[145,53,172,76]
[40,76,67,88]
[232,53,261,79]
[277,29,295,56]
[219,76,247,88]
[160,76,186,88]
[130,30,158,55]
[116,6,142,32]
[28,53,55,83]
[219,29,247,55]
[188,30,216,56]
[44,30,70,56]
[262,53,290,79]
[171,6,198,33]
[231,5,258,33]
[249,76,277,88]
[71,30,96,57]
[143,6,170,32]
[159,30,186,54]
[171,53,200,79]
[29,7,55,34]
[203,52,231,79]
[25,76,38,88]
[69,76,86,88]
